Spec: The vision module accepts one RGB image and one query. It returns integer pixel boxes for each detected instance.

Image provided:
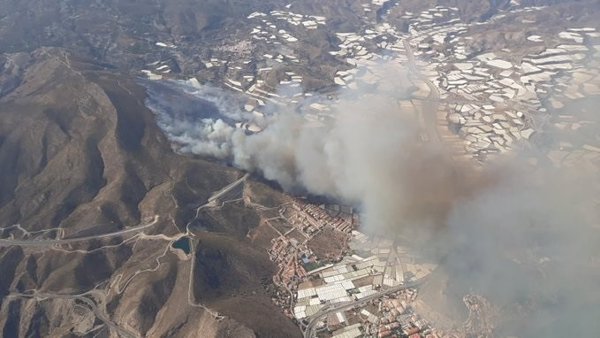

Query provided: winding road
[7,290,138,338]
[0,215,159,248]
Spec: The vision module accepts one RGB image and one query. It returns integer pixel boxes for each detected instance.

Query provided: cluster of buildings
[140,42,179,79]
[396,5,600,161]
[293,255,387,321]
[256,195,438,334]
[215,9,334,119]
[140,0,599,166]
[349,232,437,287]
[141,9,332,125]
[287,201,355,235]
[291,230,437,331]
[139,1,599,333]
[313,289,459,338]
[432,29,597,158]
[259,199,357,315]
[141,59,176,79]
[330,23,406,65]
[269,235,308,289]
[319,2,598,163]
[322,4,536,158]
[533,41,600,171]
[211,9,330,114]
[249,10,326,33]
[360,0,389,14]
[462,295,495,338]
[381,5,541,159]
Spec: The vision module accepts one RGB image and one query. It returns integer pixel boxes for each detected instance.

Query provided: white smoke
[145,63,600,337]
[227,89,449,239]
[144,80,246,158]
[159,117,236,158]
[148,65,435,236]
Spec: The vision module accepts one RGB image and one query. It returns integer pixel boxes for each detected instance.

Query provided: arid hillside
[0,49,300,338]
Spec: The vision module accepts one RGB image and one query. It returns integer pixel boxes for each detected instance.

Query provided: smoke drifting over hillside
[146,65,599,337]
[148,68,491,241]
[230,96,490,242]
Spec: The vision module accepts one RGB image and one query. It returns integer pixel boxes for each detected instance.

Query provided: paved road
[302,39,443,338]
[207,173,249,203]
[403,39,442,144]
[0,215,159,247]
[303,280,423,338]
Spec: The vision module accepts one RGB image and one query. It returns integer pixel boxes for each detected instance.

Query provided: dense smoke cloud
[442,157,599,336]
[146,63,599,337]
[228,96,489,242]
[148,66,489,240]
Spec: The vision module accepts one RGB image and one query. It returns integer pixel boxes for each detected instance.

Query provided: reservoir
[172,236,191,255]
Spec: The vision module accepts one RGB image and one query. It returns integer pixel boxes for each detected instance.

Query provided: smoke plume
[145,63,599,337]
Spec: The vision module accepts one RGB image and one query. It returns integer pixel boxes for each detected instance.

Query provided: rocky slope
[0,49,299,337]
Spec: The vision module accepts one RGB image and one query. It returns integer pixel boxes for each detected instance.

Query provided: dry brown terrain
[0,49,300,337]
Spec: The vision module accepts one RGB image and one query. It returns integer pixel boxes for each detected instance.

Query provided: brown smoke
[148,62,600,337]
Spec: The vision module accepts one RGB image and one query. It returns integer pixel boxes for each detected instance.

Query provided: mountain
[0,48,300,337]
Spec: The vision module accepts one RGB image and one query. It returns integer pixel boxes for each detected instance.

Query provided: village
[138,1,600,336]
[240,188,446,338]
